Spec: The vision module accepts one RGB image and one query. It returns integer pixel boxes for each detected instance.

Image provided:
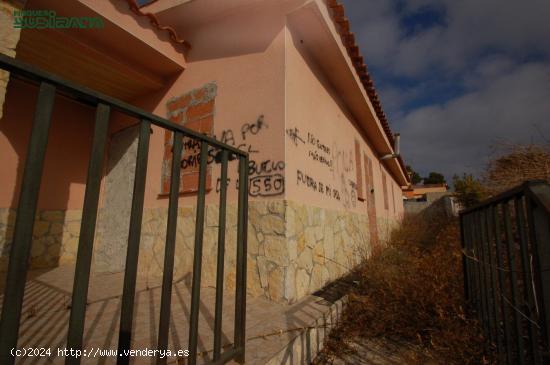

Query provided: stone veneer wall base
[265,295,348,365]
[0,200,399,304]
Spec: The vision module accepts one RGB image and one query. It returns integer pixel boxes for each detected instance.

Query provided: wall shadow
[0,62,178,293]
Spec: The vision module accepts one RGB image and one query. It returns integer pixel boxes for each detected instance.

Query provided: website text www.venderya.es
[11,347,190,359]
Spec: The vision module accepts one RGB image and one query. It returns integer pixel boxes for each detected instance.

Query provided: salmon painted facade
[0,0,409,304]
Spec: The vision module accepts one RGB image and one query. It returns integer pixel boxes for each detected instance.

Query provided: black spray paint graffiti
[249,174,284,197]
[294,169,355,208]
[247,159,285,197]
[286,124,358,209]
[216,173,285,198]
[308,150,332,168]
[179,115,271,170]
[296,169,341,201]
[286,127,334,168]
[215,171,285,197]
[205,115,284,197]
[306,132,333,167]
[249,159,285,176]
[225,159,285,197]
[241,115,268,140]
[179,137,219,169]
[286,127,305,146]
[216,129,259,154]
[286,128,352,176]
[307,132,331,154]
[214,115,267,154]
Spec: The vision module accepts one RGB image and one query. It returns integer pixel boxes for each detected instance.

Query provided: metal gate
[460,181,550,364]
[0,53,248,365]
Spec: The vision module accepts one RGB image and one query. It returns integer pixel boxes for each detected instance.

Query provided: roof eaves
[126,0,191,50]
[326,0,410,184]
[326,0,392,145]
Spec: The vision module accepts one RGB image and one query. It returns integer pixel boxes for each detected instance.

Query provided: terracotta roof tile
[126,0,191,50]
[326,0,409,183]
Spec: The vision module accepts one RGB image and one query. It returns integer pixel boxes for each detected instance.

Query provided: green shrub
[452,174,487,208]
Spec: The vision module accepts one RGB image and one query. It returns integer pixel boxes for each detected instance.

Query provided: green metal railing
[0,53,249,365]
[460,181,550,364]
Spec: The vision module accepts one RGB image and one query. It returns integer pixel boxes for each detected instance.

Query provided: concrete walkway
[0,265,345,364]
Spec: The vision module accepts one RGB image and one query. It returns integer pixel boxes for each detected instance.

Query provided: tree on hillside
[453,174,487,208]
[423,171,446,185]
[406,165,422,185]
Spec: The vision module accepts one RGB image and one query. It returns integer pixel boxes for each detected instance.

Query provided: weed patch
[319,212,494,364]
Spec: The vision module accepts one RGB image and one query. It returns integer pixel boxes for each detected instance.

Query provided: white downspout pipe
[380,133,400,160]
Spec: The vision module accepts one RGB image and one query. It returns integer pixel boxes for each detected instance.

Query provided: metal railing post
[213,150,229,361]
[66,103,110,365]
[116,120,152,364]
[0,82,56,365]
[0,53,249,365]
[155,131,183,365]
[188,141,209,365]
[234,155,249,364]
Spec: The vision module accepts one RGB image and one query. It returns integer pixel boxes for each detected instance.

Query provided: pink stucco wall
[284,17,403,220]
[0,80,95,210]
[0,0,288,210]
[142,1,287,207]
[0,78,164,210]
[0,0,404,218]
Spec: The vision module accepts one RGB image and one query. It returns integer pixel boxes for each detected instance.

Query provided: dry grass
[320,212,494,364]
[318,142,549,364]
[484,142,550,195]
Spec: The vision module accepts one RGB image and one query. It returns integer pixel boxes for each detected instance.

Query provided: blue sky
[341,0,550,181]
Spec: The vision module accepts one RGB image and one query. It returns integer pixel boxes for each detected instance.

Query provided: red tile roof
[326,0,409,184]
[326,0,393,144]
[126,0,191,50]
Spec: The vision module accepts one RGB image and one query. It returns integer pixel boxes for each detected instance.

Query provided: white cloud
[344,0,550,78]
[398,62,550,178]
[341,0,550,179]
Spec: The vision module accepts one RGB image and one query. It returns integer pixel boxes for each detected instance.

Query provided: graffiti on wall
[296,169,341,201]
[213,115,285,197]
[307,132,333,168]
[215,159,285,197]
[287,125,357,209]
[163,85,284,198]
[286,127,305,146]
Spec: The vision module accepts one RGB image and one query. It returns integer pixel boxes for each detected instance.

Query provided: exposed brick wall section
[0,1,26,120]
[354,140,364,201]
[161,82,217,195]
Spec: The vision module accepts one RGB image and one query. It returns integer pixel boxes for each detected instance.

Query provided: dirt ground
[314,337,438,365]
